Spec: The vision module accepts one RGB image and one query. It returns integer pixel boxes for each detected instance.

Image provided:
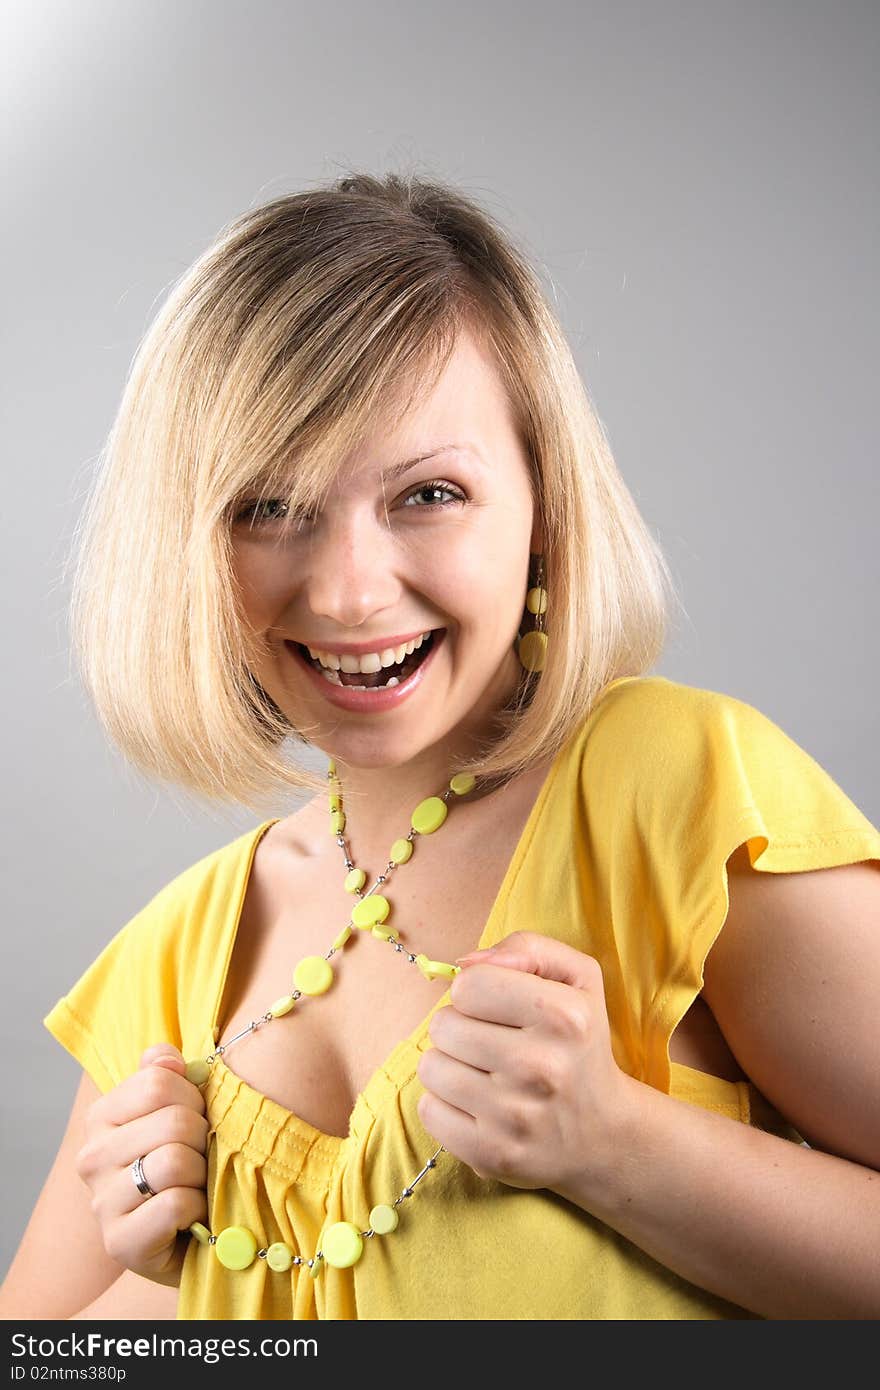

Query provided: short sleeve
[581,677,880,1092]
[42,884,187,1095]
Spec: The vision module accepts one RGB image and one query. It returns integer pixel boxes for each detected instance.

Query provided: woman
[3,172,879,1320]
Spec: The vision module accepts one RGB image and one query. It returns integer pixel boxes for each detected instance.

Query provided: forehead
[331,328,520,486]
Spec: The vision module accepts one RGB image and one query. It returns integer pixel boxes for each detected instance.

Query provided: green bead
[189,1222,212,1245]
[293,955,334,995]
[184,1058,211,1086]
[369,1204,399,1235]
[518,629,548,673]
[351,894,390,929]
[331,808,346,834]
[450,773,476,795]
[269,994,297,1018]
[371,924,394,941]
[332,924,353,950]
[390,837,413,864]
[329,791,341,812]
[215,1226,258,1270]
[321,1222,364,1269]
[344,867,366,893]
[327,758,336,775]
[412,796,448,835]
[266,1242,294,1272]
[415,954,460,982]
[526,585,548,615]
[308,1256,323,1280]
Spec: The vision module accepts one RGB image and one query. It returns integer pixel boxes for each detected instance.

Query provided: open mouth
[291,630,442,690]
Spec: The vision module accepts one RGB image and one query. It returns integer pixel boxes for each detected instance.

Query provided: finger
[102,1065,207,1128]
[114,1142,208,1218]
[106,1180,209,1263]
[416,1089,478,1163]
[427,1004,519,1074]
[90,1103,210,1173]
[139,1044,186,1070]
[458,932,604,993]
[417,1047,492,1122]
[451,960,578,1029]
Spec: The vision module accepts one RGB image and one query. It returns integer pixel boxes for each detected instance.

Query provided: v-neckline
[206,734,571,1152]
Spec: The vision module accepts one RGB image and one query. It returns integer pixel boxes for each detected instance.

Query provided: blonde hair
[67,169,682,818]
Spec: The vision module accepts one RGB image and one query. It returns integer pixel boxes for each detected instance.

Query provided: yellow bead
[344,867,366,893]
[331,808,346,834]
[390,837,413,864]
[184,1058,211,1086]
[189,1222,212,1245]
[526,585,548,615]
[308,1257,323,1279]
[518,629,548,673]
[369,1204,399,1235]
[429,959,459,980]
[329,791,341,812]
[351,894,390,929]
[293,956,334,995]
[215,1226,258,1270]
[450,772,476,795]
[321,1222,364,1269]
[415,954,460,982]
[412,796,448,835]
[332,924,353,950]
[266,1242,294,1272]
[269,994,297,1018]
[327,758,336,775]
[371,924,394,941]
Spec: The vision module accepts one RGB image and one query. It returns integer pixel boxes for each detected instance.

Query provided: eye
[234,499,309,528]
[401,480,466,510]
[233,479,466,530]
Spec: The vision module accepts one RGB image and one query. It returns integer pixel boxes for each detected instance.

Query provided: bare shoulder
[703,844,880,1167]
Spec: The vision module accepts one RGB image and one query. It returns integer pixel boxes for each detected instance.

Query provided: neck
[303,647,524,858]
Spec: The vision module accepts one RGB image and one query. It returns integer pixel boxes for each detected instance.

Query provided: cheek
[232,551,289,629]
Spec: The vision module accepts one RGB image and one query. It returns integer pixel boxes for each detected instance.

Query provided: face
[230,326,542,773]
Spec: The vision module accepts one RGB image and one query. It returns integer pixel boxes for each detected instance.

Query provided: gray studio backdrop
[2,1,878,1279]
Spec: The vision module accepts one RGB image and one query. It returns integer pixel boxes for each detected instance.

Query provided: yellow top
[43,676,880,1320]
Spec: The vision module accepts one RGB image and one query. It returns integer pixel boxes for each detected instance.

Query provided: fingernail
[456,946,495,964]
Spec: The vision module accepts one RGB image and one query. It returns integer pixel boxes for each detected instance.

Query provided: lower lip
[285,631,446,713]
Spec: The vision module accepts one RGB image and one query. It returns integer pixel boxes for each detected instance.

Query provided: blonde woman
[2,173,879,1321]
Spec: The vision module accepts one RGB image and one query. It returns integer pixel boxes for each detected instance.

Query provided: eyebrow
[382,444,474,482]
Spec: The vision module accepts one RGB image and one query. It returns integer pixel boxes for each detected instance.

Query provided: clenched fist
[75,1044,209,1286]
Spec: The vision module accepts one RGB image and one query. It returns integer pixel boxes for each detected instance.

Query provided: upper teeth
[306,631,432,673]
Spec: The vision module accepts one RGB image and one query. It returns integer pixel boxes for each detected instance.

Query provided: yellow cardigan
[44,676,880,1319]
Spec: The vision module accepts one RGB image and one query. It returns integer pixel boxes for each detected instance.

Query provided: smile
[303,630,436,686]
[283,630,446,712]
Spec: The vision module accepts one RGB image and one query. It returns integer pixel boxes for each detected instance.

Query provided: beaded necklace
[182,761,479,1280]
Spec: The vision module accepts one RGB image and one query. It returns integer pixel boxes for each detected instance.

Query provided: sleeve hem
[43,998,119,1095]
[647,820,880,1098]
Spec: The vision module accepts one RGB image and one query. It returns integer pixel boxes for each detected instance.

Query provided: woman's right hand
[74,1044,210,1285]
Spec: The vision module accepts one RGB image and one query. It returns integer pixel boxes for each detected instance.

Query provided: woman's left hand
[416,931,634,1197]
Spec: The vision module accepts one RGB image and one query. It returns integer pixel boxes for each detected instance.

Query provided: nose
[300,509,403,632]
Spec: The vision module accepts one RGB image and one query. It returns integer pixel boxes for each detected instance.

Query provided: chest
[212,795,747,1143]
[214,786,545,1140]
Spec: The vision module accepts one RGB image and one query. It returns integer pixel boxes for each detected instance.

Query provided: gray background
[2,0,877,1279]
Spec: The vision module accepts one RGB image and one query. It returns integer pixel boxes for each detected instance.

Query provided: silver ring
[131,1155,157,1198]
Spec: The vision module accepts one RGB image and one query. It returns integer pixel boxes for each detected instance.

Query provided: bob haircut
[67,169,681,816]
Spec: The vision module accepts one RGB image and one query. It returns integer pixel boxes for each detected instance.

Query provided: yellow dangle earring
[517,552,548,673]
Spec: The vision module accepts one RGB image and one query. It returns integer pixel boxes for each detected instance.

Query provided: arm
[555,849,880,1319]
[0,1071,179,1320]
